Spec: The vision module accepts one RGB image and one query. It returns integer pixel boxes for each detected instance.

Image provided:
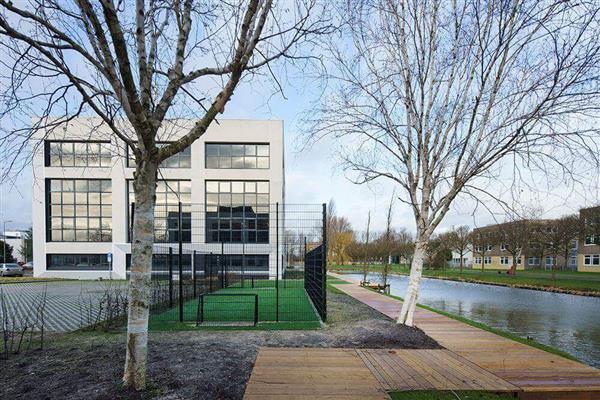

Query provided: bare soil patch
[1,289,439,400]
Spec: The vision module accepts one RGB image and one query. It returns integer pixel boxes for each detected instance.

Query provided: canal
[342,272,600,368]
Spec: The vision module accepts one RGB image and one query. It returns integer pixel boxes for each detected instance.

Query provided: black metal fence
[128,203,327,325]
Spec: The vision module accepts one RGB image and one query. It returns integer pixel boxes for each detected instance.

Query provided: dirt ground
[1,289,439,400]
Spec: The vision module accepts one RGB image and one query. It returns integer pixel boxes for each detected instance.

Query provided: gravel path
[0,281,127,331]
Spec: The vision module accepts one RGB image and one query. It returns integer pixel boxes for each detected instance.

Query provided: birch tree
[309,0,600,325]
[0,0,331,389]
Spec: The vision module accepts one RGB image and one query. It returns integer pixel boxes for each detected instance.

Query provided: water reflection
[344,272,600,368]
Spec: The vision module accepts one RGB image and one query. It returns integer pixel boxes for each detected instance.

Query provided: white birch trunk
[397,237,427,326]
[123,161,158,390]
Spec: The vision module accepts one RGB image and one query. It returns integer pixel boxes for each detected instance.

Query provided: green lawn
[149,279,321,330]
[389,391,515,400]
[331,264,600,293]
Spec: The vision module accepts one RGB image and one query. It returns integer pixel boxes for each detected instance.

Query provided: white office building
[32,118,285,280]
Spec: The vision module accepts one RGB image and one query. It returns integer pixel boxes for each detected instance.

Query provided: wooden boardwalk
[244,347,518,399]
[243,347,389,400]
[330,273,600,397]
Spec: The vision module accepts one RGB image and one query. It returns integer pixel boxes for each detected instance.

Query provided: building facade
[578,206,600,273]
[32,119,285,279]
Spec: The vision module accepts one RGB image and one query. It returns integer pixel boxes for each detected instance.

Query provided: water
[342,272,600,368]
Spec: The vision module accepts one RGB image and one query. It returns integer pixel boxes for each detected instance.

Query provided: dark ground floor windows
[47,254,110,271]
[125,253,269,276]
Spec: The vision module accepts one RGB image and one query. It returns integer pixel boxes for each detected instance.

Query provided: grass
[331,264,600,293]
[388,391,515,399]
[149,278,321,331]
[0,276,73,284]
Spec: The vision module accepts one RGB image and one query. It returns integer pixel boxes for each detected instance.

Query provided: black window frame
[205,180,270,244]
[125,142,191,169]
[205,142,270,169]
[47,253,110,271]
[127,179,192,243]
[46,178,112,242]
[44,140,112,168]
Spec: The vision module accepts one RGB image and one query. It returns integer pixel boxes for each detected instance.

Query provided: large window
[126,253,192,279]
[127,143,191,168]
[205,143,269,169]
[47,179,112,242]
[46,141,111,167]
[47,254,110,271]
[127,180,191,242]
[206,180,269,243]
[528,256,540,265]
[500,256,510,265]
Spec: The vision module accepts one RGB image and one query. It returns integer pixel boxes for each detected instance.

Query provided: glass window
[46,141,111,167]
[47,179,112,242]
[500,256,509,265]
[128,180,191,243]
[126,143,191,169]
[484,256,491,264]
[47,254,110,270]
[205,143,270,169]
[205,180,269,243]
[584,254,600,266]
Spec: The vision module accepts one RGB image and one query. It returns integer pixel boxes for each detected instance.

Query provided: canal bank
[329,272,600,399]
[339,271,600,369]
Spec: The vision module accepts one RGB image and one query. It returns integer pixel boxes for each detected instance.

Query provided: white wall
[32,119,284,279]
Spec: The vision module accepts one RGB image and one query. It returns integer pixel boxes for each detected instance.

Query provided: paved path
[0,280,127,332]
[330,272,600,397]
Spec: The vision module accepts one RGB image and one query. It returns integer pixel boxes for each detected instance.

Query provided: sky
[2,71,599,237]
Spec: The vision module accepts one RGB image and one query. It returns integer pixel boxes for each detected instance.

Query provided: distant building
[578,206,600,273]
[471,220,577,271]
[1,230,28,263]
[449,250,472,269]
[31,118,285,279]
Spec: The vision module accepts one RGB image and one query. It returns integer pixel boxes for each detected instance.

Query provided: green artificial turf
[389,391,516,400]
[150,279,320,330]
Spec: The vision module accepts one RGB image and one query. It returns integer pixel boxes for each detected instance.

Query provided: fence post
[193,250,197,298]
[241,243,245,288]
[168,247,173,308]
[322,202,327,321]
[178,202,184,322]
[303,236,307,291]
[254,294,259,326]
[221,242,225,288]
[276,202,279,322]
[209,252,213,292]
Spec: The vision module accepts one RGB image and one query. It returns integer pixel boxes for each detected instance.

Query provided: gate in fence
[128,203,327,325]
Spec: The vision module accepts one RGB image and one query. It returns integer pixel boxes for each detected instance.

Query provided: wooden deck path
[243,347,389,400]
[244,347,518,399]
[330,272,600,398]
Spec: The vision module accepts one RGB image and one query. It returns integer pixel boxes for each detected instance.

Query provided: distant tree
[470,230,487,272]
[1,240,16,263]
[326,200,355,265]
[361,212,372,284]
[395,228,414,268]
[448,226,471,273]
[499,216,533,275]
[543,215,580,279]
[425,234,452,270]
[20,227,33,263]
[381,193,395,287]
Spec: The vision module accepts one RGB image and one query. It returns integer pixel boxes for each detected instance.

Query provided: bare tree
[326,200,354,265]
[361,211,371,284]
[499,217,533,275]
[447,226,471,273]
[0,0,332,389]
[470,229,487,272]
[543,215,580,279]
[395,228,414,268]
[308,0,600,325]
[381,192,395,287]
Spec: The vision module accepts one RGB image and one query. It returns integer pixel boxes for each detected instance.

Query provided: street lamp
[2,220,12,263]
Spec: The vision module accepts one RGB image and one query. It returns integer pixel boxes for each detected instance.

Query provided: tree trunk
[123,160,158,390]
[459,251,463,273]
[397,237,427,326]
